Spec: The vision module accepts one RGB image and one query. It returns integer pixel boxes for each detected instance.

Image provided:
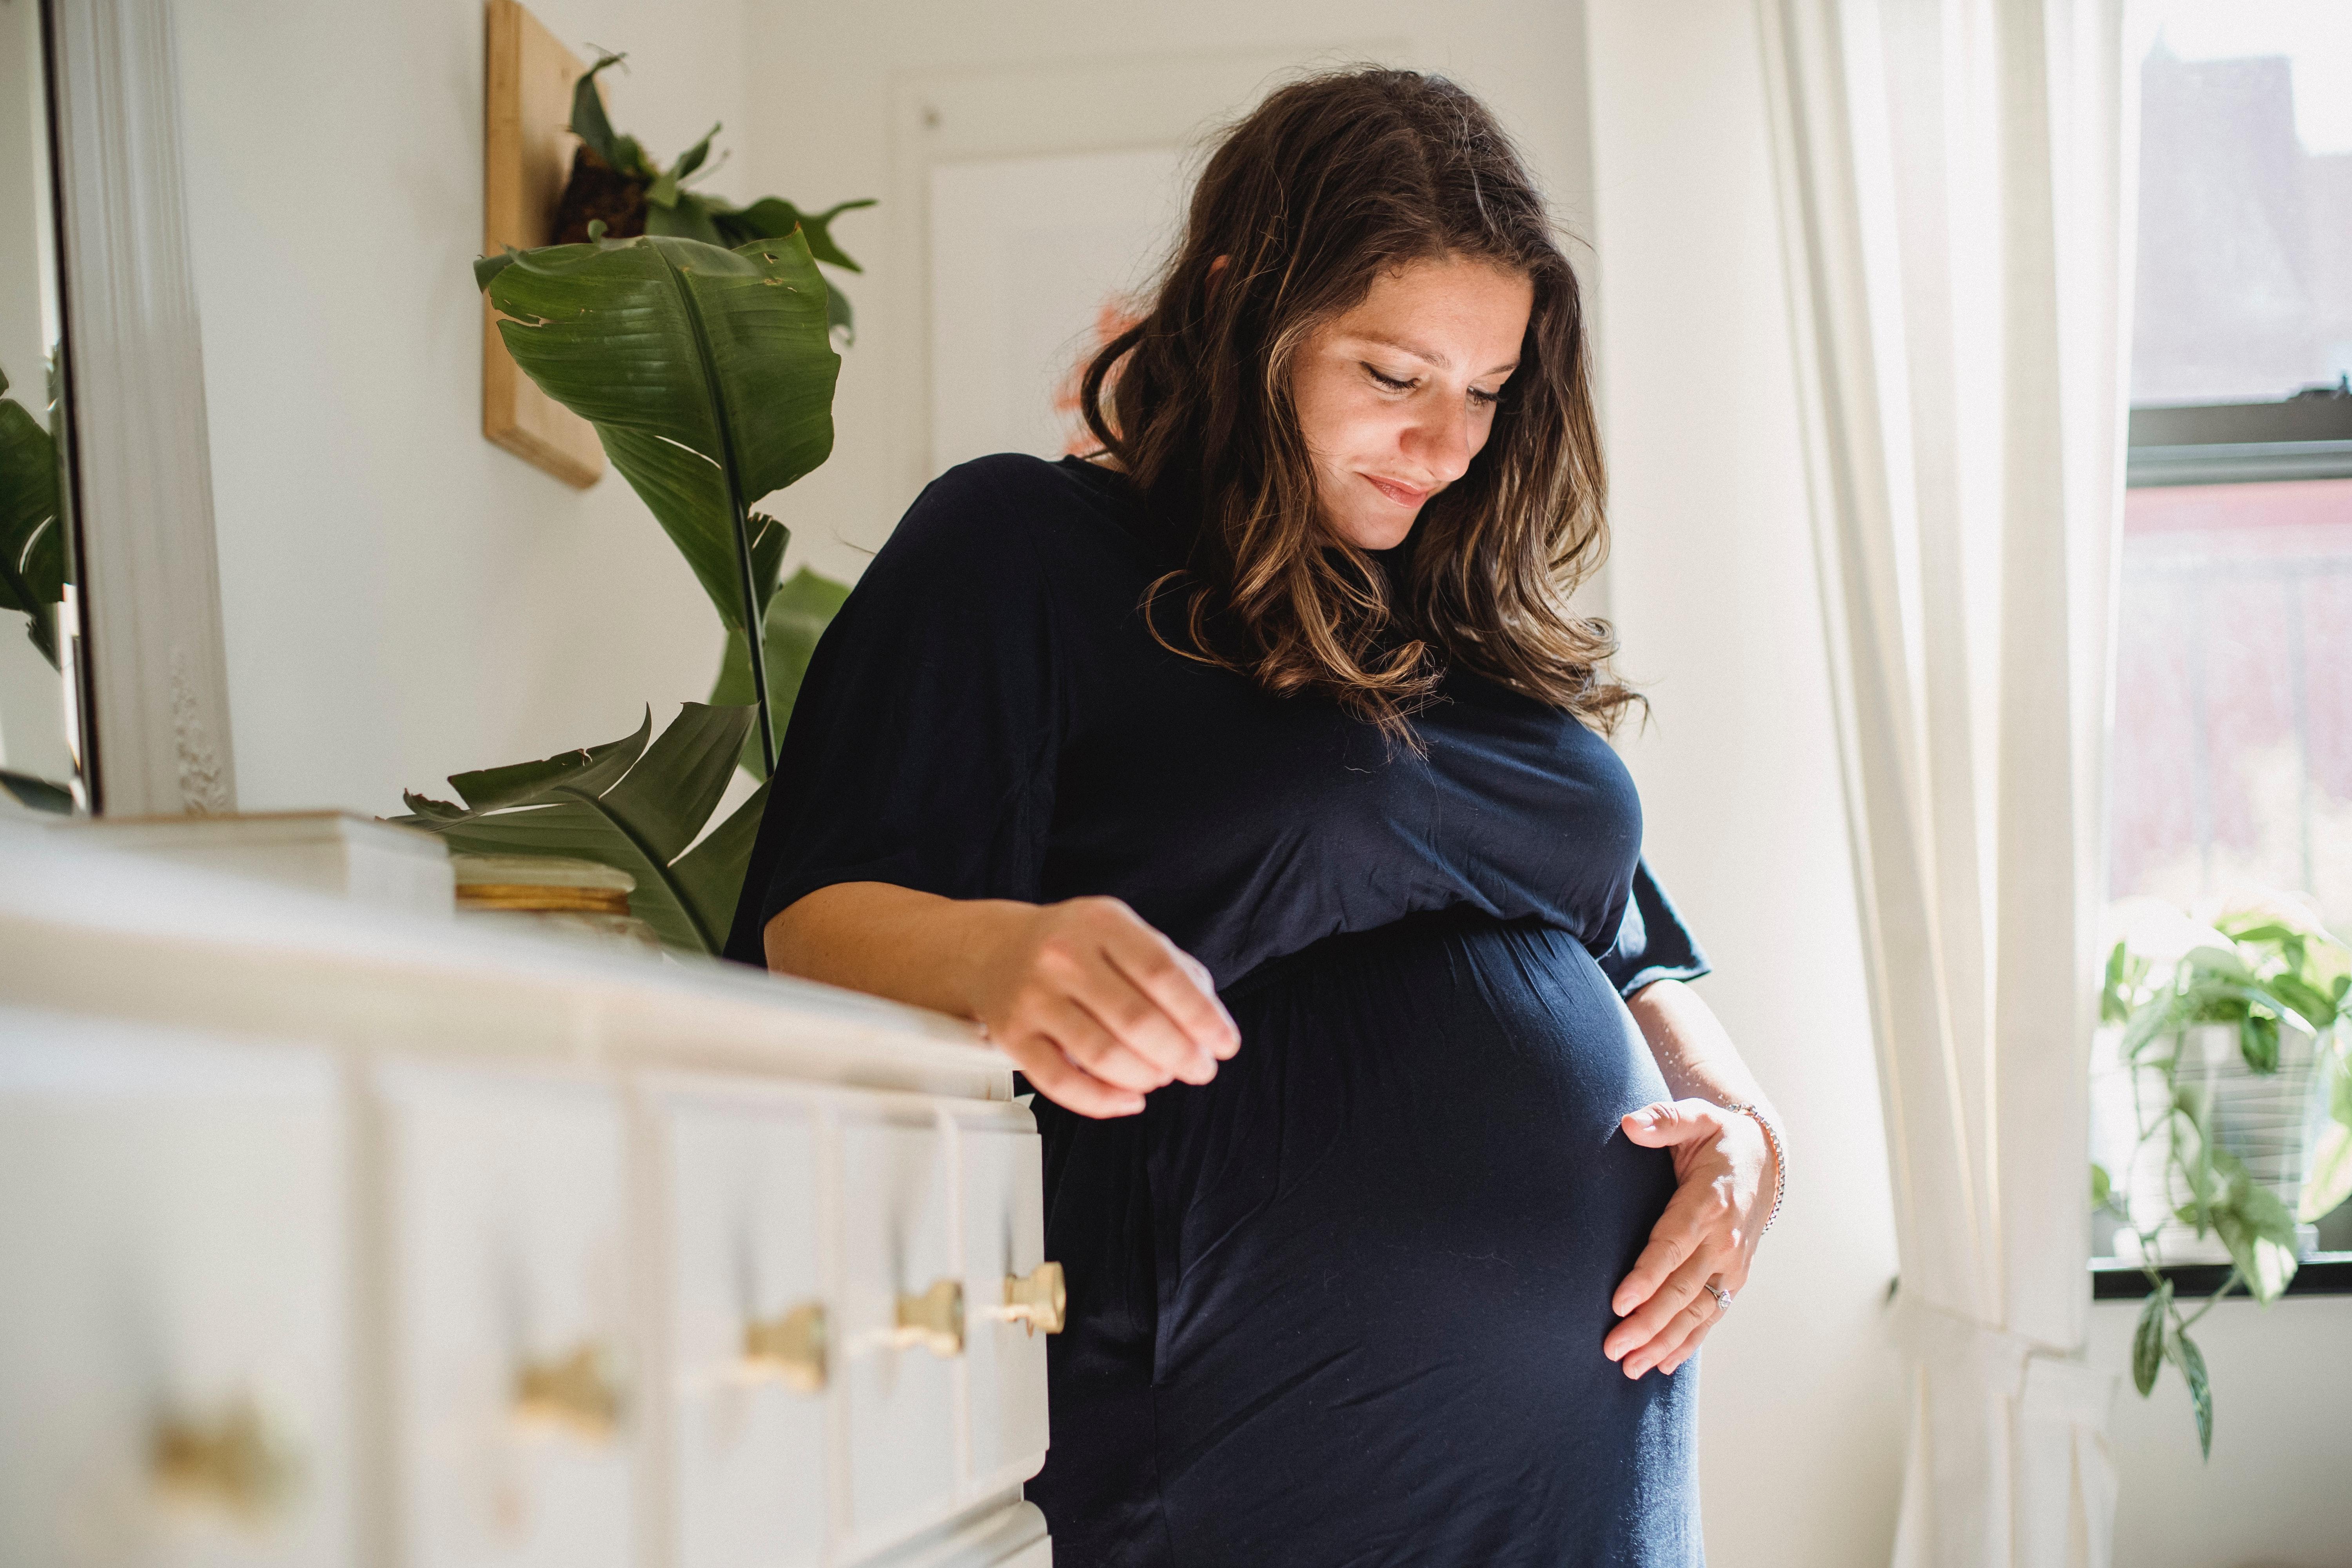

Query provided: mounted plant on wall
[552,52,874,343]
[400,89,867,953]
[2092,897,2352,1456]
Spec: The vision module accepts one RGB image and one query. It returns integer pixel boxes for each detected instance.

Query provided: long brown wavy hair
[1079,67,1637,741]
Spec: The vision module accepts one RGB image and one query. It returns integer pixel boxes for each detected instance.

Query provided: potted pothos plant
[2091,896,2352,1455]
[392,51,863,956]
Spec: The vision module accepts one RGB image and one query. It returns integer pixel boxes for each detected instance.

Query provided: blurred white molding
[46,0,236,814]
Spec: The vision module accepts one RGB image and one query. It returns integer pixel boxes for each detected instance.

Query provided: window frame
[2126,383,2352,488]
[2094,382,2352,1285]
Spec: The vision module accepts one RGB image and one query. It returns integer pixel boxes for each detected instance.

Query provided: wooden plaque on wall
[482,0,604,489]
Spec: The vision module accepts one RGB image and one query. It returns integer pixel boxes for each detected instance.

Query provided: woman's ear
[1207,254,1231,297]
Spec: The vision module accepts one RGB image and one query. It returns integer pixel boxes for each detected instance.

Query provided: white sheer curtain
[1753,2,2142,1565]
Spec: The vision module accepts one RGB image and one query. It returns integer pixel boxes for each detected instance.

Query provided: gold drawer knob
[152,1398,298,1521]
[514,1342,622,1439]
[744,1301,828,1393]
[1003,1261,1067,1336]
[893,1277,965,1356]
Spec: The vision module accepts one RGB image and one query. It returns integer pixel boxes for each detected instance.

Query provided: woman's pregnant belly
[1134,907,1700,1564]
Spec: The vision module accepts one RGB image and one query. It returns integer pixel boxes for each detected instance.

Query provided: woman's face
[1290,254,1534,550]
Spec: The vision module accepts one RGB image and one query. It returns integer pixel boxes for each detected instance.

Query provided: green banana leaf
[477,230,838,646]
[479,226,841,775]
[0,361,65,667]
[394,704,768,954]
[715,198,870,342]
[646,194,870,342]
[709,565,851,780]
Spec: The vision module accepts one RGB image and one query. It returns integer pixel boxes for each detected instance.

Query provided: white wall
[1583,5,1909,1565]
[1587,8,2352,1568]
[176,0,755,814]
[2089,1292,2352,1568]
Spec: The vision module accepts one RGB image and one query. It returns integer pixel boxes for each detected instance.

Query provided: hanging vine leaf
[2130,1280,2169,1397]
[2168,1328,2213,1459]
[2207,1148,2300,1302]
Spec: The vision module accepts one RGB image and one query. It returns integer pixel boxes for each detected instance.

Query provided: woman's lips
[1364,474,1431,507]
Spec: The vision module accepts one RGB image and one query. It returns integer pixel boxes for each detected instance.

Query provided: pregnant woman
[727,67,1783,1566]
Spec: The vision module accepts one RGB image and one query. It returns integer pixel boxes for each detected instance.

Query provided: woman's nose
[1404,399,1474,483]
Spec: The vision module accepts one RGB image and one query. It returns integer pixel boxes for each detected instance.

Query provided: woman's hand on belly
[1601,1099,1776,1378]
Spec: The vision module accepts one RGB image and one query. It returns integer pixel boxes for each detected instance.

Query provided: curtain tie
[1893,1294,2118,1567]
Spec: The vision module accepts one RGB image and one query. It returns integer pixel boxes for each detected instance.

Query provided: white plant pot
[2089,1020,2333,1267]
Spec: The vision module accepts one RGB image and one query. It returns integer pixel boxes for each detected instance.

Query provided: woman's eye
[1363,364,1416,392]
[1468,387,1501,408]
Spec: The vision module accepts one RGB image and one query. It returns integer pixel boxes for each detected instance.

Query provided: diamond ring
[1703,1282,1733,1312]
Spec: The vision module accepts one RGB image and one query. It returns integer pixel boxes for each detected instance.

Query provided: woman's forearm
[764,880,1034,1018]
[764,882,1239,1120]
[1608,978,1782,1377]
[1624,978,1778,1124]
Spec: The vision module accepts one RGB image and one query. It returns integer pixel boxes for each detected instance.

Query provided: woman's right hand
[967,896,1240,1118]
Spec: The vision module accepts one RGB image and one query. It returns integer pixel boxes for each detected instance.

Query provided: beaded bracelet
[1723,1102,1786,1234]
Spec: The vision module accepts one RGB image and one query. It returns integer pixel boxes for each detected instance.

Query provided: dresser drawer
[953,1104,1053,1499]
[377,1062,634,1568]
[646,1077,829,1568]
[0,1009,352,1568]
[836,1100,960,1557]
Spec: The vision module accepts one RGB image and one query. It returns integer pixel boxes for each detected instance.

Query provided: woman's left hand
[1602,1099,1775,1378]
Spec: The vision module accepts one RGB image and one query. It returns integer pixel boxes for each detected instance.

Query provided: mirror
[0,0,85,814]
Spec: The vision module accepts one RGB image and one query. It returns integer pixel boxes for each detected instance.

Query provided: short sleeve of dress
[722,459,1063,964]
[1593,858,1711,998]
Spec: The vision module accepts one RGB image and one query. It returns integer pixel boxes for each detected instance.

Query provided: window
[2095,3,2352,1277]
[2109,8,2352,932]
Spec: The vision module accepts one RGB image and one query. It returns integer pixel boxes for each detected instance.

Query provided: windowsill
[2090,1253,2352,1299]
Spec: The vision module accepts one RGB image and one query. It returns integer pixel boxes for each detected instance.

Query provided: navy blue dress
[727,454,1711,1566]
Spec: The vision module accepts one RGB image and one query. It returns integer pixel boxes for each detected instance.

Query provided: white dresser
[0,824,1057,1568]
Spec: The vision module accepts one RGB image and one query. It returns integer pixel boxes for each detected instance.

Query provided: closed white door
[954,1105,1053,1499]
[378,1061,633,1568]
[650,1078,828,1568]
[836,1103,960,1557]
[0,1007,352,1568]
